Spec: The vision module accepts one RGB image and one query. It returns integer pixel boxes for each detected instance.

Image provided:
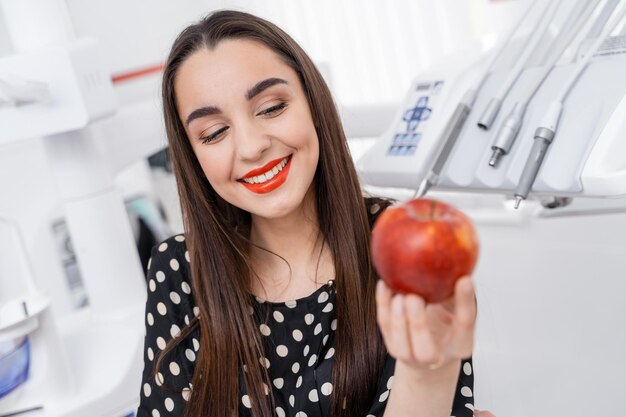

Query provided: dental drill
[487,0,606,167]
[513,2,626,209]
[415,0,539,197]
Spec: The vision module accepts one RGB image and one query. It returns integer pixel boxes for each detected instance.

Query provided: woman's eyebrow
[186,105,220,127]
[245,77,288,100]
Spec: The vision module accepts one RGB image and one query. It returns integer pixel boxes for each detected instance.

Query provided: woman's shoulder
[152,233,188,257]
[148,234,190,273]
[146,234,195,307]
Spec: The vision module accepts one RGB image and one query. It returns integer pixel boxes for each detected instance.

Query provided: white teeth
[242,157,289,184]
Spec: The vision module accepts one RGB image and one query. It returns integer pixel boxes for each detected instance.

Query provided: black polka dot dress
[136,235,475,417]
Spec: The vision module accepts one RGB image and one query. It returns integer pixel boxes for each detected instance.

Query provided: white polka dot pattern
[156,337,166,350]
[164,398,174,412]
[170,324,180,339]
[461,386,473,397]
[136,233,475,417]
[259,324,271,336]
[320,382,333,396]
[181,388,191,401]
[292,329,303,341]
[276,345,289,357]
[463,361,472,376]
[169,362,180,376]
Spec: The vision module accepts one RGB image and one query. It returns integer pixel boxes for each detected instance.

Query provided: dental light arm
[513,2,626,209]
[487,0,602,167]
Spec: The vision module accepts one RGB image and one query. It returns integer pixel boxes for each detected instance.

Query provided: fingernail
[392,295,404,316]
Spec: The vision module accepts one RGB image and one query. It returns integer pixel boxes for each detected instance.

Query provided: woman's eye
[257,102,287,117]
[200,126,229,144]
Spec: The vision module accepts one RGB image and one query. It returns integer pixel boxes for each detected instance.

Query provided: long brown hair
[159,10,386,417]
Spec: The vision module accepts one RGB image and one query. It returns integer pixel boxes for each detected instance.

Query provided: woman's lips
[240,155,289,179]
[238,155,292,194]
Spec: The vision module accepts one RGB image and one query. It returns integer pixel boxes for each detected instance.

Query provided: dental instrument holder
[358,42,626,200]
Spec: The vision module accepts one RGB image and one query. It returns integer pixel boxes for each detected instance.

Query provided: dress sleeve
[365,356,475,417]
[450,357,475,416]
[136,236,199,417]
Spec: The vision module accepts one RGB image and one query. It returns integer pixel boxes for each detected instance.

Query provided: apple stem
[430,200,436,219]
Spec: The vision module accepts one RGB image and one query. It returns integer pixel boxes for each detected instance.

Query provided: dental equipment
[415,0,539,197]
[477,1,559,131]
[552,0,594,55]
[0,0,169,414]
[513,2,626,209]
[587,0,621,39]
[487,0,603,168]
[0,74,50,107]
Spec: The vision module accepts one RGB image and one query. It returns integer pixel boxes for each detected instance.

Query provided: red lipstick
[238,155,292,194]
[241,156,288,179]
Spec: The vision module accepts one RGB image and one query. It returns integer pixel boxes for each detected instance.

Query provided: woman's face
[175,39,319,220]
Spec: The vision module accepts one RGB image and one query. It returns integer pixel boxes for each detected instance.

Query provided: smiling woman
[175,39,320,220]
[136,9,477,417]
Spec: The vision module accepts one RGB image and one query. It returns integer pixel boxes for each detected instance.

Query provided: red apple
[371,198,479,303]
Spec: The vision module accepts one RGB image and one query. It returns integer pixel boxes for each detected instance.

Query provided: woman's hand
[375,276,476,371]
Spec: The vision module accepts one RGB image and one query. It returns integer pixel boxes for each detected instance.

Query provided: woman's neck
[248,190,334,301]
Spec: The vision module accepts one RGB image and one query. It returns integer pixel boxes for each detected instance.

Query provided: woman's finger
[376,281,413,362]
[405,294,441,365]
[389,294,413,361]
[375,280,394,347]
[474,409,497,417]
[449,276,477,357]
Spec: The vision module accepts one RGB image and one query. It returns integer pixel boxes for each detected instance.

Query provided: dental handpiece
[416,89,475,197]
[513,125,556,209]
[488,101,526,167]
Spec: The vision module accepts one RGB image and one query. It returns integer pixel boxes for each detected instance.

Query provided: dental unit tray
[357,48,626,199]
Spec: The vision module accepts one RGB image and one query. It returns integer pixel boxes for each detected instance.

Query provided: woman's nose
[233,124,272,161]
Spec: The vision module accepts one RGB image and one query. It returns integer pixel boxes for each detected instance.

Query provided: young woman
[137,10,479,417]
